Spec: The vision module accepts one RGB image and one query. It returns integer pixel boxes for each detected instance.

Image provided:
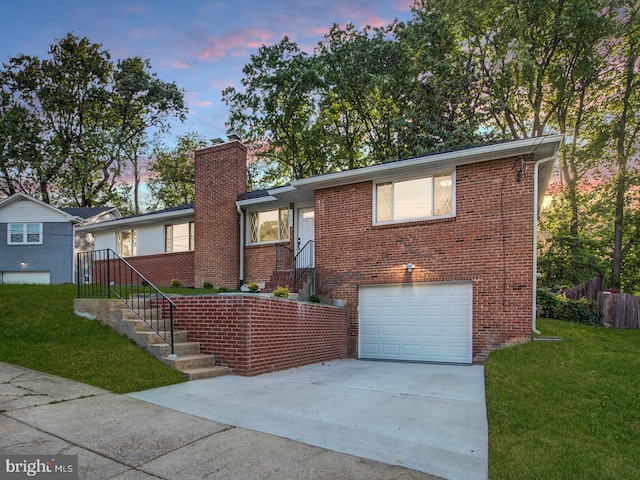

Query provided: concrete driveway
[129,359,488,480]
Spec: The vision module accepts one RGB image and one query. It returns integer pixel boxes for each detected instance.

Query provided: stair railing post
[170,304,175,356]
[106,249,112,299]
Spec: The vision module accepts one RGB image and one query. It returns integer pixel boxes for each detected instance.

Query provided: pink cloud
[196,27,274,62]
[393,0,415,12]
[169,59,191,70]
[120,5,148,14]
[130,27,160,40]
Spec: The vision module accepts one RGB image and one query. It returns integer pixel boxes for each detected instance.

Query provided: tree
[222,37,322,185]
[0,33,186,207]
[146,132,206,209]
[602,3,640,290]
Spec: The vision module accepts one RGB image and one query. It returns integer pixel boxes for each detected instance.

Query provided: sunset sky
[0,0,414,142]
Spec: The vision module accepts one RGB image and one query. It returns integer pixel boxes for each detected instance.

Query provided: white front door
[297,207,315,266]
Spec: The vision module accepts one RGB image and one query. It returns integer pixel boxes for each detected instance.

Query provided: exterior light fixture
[405,263,414,273]
[20,261,27,268]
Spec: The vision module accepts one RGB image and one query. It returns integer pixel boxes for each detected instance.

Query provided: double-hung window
[248,208,289,244]
[165,222,194,252]
[116,229,136,256]
[375,172,453,224]
[8,223,43,244]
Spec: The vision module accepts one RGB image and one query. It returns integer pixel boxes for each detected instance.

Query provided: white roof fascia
[0,192,83,223]
[290,135,564,191]
[236,195,279,208]
[75,207,194,232]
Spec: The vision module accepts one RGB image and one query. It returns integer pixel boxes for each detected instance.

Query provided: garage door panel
[359,282,473,364]
[2,271,50,284]
[361,325,380,336]
[361,343,380,355]
[382,325,401,336]
[424,325,447,337]
[449,325,471,337]
[402,325,422,337]
[381,344,401,356]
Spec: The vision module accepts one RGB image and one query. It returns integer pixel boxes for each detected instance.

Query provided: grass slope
[0,284,184,393]
[486,318,640,479]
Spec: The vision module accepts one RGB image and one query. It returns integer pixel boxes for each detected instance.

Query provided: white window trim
[246,206,291,245]
[116,229,137,257]
[372,169,456,225]
[7,223,43,245]
[165,222,195,252]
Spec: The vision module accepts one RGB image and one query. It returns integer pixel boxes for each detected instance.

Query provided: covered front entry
[358,282,473,364]
[296,206,315,267]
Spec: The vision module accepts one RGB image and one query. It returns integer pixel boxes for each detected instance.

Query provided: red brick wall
[243,228,295,288]
[194,141,247,289]
[94,251,195,287]
[172,295,349,376]
[314,155,535,362]
[244,244,276,285]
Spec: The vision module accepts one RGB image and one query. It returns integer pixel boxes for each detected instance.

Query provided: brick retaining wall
[172,294,348,376]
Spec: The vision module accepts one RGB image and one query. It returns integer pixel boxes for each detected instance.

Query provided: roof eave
[291,135,563,191]
[76,207,194,232]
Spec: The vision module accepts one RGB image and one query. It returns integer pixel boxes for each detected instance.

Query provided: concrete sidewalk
[0,361,439,480]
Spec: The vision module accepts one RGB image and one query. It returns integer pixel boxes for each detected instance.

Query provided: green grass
[486,318,640,479]
[3,285,639,476]
[0,284,185,393]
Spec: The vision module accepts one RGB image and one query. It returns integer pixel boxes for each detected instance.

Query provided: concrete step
[148,341,201,357]
[136,330,189,345]
[120,308,164,321]
[182,366,231,381]
[122,318,154,332]
[122,317,173,334]
[163,354,216,370]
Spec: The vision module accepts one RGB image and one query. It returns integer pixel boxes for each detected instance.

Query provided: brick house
[79,135,563,363]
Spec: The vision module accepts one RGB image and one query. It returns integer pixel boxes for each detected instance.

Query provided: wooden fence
[597,291,640,328]
[563,275,639,329]
[563,276,603,302]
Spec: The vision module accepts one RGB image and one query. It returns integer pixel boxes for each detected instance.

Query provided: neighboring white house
[0,192,121,284]
[76,203,195,257]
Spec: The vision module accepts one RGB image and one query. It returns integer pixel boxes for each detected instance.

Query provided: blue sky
[0,0,414,142]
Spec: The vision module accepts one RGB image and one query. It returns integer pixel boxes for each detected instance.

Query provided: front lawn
[0,284,184,393]
[486,318,640,479]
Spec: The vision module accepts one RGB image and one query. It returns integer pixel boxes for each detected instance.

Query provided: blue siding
[0,222,75,283]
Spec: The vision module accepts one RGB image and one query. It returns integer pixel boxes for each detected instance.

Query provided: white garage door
[359,282,473,364]
[2,271,51,284]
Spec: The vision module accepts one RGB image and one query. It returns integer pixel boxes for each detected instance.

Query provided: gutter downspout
[236,203,245,286]
[532,157,551,335]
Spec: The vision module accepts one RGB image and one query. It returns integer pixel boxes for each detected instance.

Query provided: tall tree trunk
[611,47,638,290]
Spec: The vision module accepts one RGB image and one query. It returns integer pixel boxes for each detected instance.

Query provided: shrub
[273,285,289,298]
[537,288,603,326]
[203,281,213,289]
[309,293,321,303]
[217,286,231,293]
[170,278,182,288]
[248,281,260,292]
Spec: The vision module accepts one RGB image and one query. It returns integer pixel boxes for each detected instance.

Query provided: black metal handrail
[294,240,315,288]
[76,249,176,355]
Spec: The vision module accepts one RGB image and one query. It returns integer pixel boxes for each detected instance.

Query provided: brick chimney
[194,140,247,288]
